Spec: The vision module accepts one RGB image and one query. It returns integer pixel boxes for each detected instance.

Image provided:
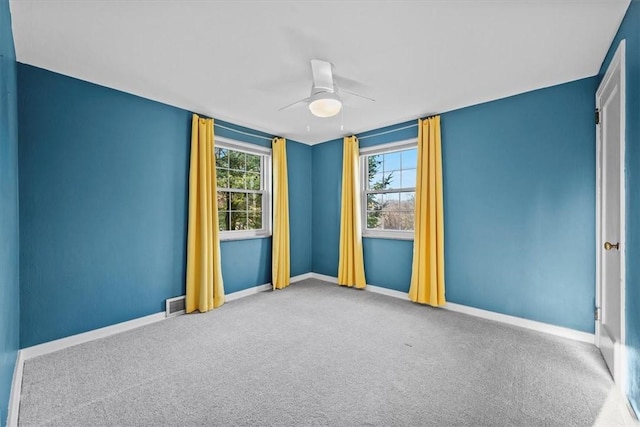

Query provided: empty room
[1,0,639,425]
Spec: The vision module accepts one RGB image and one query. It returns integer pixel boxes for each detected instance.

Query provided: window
[360,139,417,239]
[215,137,271,240]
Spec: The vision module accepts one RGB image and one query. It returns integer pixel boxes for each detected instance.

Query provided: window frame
[359,138,418,240]
[215,136,272,241]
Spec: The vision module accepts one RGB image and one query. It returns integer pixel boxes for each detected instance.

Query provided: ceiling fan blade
[340,89,375,102]
[278,96,310,111]
[333,74,371,92]
[310,59,335,92]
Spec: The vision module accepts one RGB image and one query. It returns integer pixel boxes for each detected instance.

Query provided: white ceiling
[9,0,629,145]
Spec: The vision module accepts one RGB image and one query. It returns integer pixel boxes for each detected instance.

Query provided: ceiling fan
[278,59,375,118]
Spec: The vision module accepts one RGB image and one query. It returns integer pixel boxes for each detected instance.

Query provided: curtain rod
[215,119,428,143]
[357,123,418,140]
[214,123,274,141]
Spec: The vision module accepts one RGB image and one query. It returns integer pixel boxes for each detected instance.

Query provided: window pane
[230,211,248,230]
[246,154,261,173]
[218,211,229,231]
[214,144,268,237]
[248,193,262,210]
[383,151,401,172]
[246,172,260,191]
[215,148,228,168]
[379,211,414,231]
[367,211,383,229]
[401,169,416,188]
[400,192,415,211]
[248,212,262,230]
[366,193,383,211]
[229,150,246,170]
[379,193,389,210]
[217,169,229,189]
[384,170,400,189]
[382,211,403,230]
[217,191,229,210]
[402,148,417,169]
[230,192,247,210]
[229,170,245,189]
[383,192,401,210]
[367,155,382,190]
[369,172,386,191]
[362,146,417,234]
[401,213,415,231]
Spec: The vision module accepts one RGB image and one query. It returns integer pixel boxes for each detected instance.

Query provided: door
[596,39,625,386]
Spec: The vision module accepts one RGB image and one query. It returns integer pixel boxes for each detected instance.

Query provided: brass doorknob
[604,242,619,251]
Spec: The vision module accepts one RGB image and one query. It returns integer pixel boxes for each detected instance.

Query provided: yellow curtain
[338,136,367,289]
[186,114,225,313]
[272,137,291,290]
[409,116,445,306]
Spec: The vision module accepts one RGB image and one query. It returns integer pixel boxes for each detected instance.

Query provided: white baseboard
[225,272,316,301]
[443,302,594,344]
[17,275,595,355]
[290,272,313,283]
[226,273,312,299]
[309,272,339,284]
[7,349,25,427]
[312,274,595,345]
[366,284,410,300]
[20,311,167,361]
[225,283,272,302]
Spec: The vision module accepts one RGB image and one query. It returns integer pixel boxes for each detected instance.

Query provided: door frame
[595,38,626,389]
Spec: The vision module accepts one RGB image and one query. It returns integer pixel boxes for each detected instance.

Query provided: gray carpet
[18,279,627,426]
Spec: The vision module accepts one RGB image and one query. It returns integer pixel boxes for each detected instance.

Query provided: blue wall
[312,77,597,333]
[0,0,19,424]
[599,0,640,415]
[18,65,312,347]
[311,139,342,275]
[18,65,191,347]
[443,77,597,333]
[287,140,313,277]
[0,0,19,423]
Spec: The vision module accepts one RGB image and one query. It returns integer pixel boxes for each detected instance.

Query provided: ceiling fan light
[308,94,342,118]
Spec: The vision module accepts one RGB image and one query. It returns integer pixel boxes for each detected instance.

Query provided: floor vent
[166,296,186,318]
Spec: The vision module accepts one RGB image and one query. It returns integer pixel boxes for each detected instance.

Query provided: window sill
[220,231,271,242]
[362,230,414,241]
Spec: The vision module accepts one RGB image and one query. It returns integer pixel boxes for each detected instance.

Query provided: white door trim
[595,38,626,390]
